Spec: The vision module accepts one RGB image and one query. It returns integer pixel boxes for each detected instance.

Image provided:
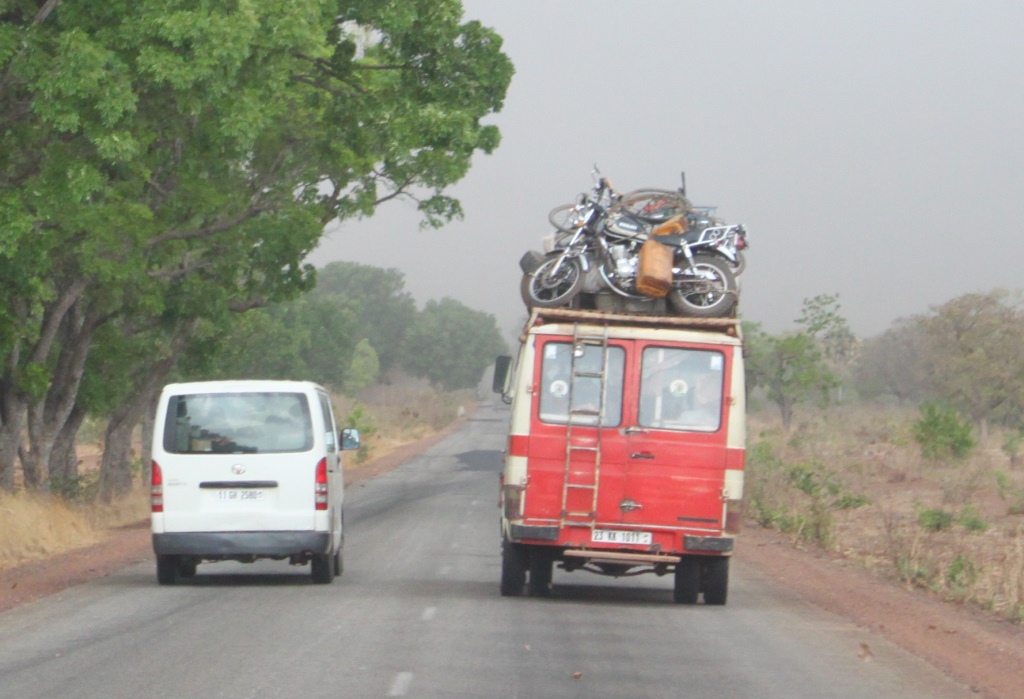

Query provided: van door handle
[623,426,647,435]
[630,452,655,460]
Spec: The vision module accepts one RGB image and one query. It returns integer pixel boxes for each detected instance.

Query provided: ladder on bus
[559,323,611,530]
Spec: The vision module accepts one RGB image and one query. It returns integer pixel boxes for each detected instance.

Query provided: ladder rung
[569,444,599,451]
[566,483,596,489]
[576,336,608,344]
[570,408,601,416]
[563,511,595,517]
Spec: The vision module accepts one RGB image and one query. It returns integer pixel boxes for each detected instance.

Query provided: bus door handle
[630,451,655,460]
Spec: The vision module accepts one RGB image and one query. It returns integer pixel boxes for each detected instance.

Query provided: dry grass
[332,375,476,468]
[747,402,1024,621]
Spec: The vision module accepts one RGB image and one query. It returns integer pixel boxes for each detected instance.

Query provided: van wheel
[179,559,198,579]
[311,554,333,584]
[673,556,700,604]
[500,541,527,597]
[527,549,553,597]
[701,557,729,605]
[156,555,180,586]
[332,549,344,577]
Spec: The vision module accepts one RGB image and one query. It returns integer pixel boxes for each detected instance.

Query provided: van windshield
[163,392,313,454]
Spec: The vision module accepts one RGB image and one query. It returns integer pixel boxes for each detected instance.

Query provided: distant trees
[851,290,1024,438]
[402,298,509,391]
[185,263,508,394]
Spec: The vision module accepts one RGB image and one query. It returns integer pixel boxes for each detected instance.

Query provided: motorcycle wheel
[523,256,584,308]
[668,254,738,318]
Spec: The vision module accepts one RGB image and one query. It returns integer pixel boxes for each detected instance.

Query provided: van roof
[161,380,327,395]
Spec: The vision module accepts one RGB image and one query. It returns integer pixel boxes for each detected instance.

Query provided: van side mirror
[493,355,513,395]
[340,428,361,451]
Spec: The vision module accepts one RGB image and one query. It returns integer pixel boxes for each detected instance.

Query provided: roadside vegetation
[0,1,513,502]
[745,290,1024,622]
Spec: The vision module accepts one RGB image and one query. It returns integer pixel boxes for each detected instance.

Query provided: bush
[911,402,975,462]
[917,507,954,531]
[958,503,989,532]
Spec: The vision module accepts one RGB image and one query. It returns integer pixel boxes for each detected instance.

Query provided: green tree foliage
[344,339,380,395]
[312,261,417,373]
[402,298,508,391]
[744,294,848,430]
[917,290,1024,437]
[911,402,975,462]
[0,1,513,492]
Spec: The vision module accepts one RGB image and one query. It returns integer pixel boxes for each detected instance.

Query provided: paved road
[0,402,973,698]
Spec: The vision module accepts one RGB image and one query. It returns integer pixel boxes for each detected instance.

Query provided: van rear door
[620,343,733,531]
[158,391,318,533]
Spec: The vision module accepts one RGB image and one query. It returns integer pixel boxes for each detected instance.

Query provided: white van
[150,380,360,585]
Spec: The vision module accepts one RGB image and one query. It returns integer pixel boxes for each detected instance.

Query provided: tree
[312,262,417,374]
[744,295,849,431]
[917,290,1024,439]
[854,317,932,404]
[0,1,513,493]
[344,339,380,395]
[402,298,507,391]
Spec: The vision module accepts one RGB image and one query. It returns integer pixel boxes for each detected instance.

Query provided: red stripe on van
[508,434,529,457]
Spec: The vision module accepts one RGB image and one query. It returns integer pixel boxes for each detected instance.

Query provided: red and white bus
[493,308,745,604]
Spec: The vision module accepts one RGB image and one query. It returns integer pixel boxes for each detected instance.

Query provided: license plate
[591,529,652,545]
[217,489,265,501]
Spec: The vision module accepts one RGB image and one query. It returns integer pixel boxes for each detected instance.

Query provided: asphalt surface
[0,402,974,698]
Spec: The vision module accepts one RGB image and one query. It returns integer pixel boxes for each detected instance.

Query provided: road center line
[387,672,414,697]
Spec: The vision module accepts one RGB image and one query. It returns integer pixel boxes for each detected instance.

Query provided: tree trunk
[98,412,136,503]
[21,301,99,490]
[98,322,193,502]
[49,403,86,498]
[0,280,88,490]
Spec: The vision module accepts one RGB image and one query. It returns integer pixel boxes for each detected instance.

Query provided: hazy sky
[307,1,1024,339]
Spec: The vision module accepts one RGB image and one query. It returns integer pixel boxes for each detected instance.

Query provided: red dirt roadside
[2,417,1023,699]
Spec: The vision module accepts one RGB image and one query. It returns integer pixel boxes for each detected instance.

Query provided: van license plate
[591,529,652,545]
[217,490,265,501]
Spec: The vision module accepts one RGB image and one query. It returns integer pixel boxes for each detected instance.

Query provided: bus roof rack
[525,307,740,334]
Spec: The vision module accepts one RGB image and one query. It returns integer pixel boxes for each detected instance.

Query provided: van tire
[311,553,333,584]
[179,559,198,579]
[701,556,729,605]
[156,555,180,586]
[527,549,553,597]
[673,556,700,604]
[500,541,527,596]
[332,549,344,577]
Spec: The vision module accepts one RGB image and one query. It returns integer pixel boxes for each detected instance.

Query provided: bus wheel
[500,541,527,597]
[673,556,700,604]
[528,549,553,597]
[701,556,729,605]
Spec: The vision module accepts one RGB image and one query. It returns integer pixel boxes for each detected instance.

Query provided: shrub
[917,507,954,531]
[911,402,975,462]
[958,503,989,532]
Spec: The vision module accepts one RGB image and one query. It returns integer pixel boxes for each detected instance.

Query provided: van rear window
[163,392,313,454]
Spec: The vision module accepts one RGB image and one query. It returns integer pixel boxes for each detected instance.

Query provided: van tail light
[151,461,164,513]
[314,458,328,510]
